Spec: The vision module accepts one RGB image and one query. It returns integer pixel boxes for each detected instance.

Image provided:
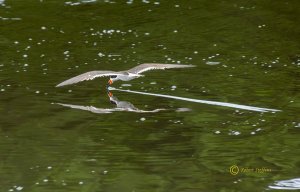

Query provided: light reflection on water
[269,178,300,190]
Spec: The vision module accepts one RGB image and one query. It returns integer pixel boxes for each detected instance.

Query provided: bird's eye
[110,75,117,79]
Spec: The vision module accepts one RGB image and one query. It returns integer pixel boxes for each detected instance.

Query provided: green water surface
[0,0,299,191]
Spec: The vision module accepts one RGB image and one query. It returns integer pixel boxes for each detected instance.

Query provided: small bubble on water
[98,52,105,57]
[234,131,241,135]
[16,186,23,191]
[140,117,146,121]
[230,131,241,136]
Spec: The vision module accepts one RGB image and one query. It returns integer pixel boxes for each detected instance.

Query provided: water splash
[269,178,300,190]
[109,87,281,113]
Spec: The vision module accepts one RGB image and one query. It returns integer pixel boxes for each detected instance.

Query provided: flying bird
[56,63,195,87]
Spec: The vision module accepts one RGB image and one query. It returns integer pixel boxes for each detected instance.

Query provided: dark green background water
[0,0,299,191]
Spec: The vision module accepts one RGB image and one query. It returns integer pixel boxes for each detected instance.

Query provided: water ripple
[110,87,281,113]
[269,178,300,190]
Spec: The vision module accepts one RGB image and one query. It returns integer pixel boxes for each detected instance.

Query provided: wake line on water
[110,87,281,113]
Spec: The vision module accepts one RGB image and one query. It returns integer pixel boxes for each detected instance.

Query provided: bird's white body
[115,72,144,82]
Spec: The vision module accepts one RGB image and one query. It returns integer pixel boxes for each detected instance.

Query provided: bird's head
[108,75,118,86]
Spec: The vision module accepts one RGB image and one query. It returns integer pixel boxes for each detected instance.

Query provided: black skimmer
[56,63,195,88]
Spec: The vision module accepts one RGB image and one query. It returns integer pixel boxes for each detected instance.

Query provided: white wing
[56,71,121,87]
[55,103,113,113]
[127,63,195,74]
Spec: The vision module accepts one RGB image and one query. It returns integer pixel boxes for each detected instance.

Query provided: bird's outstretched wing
[56,71,121,87]
[55,103,113,113]
[55,102,166,113]
[127,63,195,74]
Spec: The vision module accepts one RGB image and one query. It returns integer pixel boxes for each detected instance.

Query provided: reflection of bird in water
[55,91,166,114]
[55,103,113,114]
[108,92,138,111]
[56,63,194,87]
[107,91,165,112]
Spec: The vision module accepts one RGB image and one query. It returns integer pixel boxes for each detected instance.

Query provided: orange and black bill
[107,91,113,97]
